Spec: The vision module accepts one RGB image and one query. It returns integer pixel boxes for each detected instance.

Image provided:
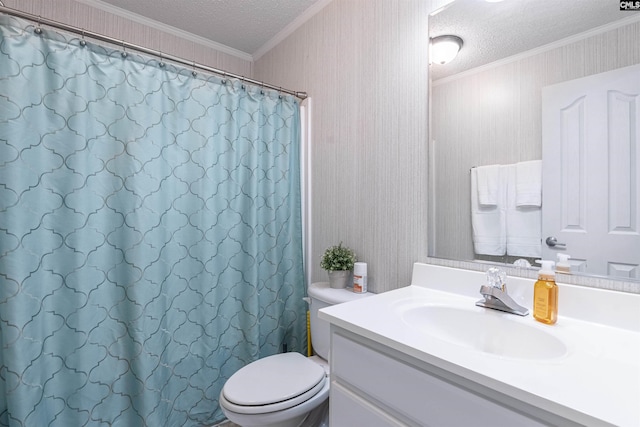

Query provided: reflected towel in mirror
[515,160,542,207]
[475,164,502,206]
[471,166,507,255]
[506,164,542,257]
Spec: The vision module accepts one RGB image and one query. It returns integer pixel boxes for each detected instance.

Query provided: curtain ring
[34,15,42,34]
[191,61,197,77]
[260,81,265,95]
[158,51,165,68]
[278,87,283,99]
[121,40,127,58]
[221,71,227,85]
[79,29,86,47]
[241,76,246,91]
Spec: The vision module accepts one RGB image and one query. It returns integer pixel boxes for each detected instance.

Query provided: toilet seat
[221,352,327,415]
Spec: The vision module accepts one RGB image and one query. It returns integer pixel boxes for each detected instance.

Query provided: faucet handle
[486,267,506,291]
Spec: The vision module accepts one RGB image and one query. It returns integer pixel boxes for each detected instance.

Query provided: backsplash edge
[425,257,640,294]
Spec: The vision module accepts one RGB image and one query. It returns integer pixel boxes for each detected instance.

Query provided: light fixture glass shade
[430,35,463,65]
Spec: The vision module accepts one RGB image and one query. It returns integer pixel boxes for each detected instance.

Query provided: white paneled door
[542,64,640,279]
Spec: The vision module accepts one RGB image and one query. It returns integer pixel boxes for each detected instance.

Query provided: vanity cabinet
[322,263,640,426]
[329,327,576,427]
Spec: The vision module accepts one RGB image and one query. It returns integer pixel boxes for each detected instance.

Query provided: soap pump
[556,254,571,274]
[533,260,558,325]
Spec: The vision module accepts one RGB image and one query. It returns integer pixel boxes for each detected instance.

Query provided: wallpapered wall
[252,0,638,294]
[254,0,431,292]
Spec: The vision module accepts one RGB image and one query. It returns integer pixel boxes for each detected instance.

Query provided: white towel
[471,166,507,256]
[475,164,502,206]
[506,165,542,257]
[515,160,542,207]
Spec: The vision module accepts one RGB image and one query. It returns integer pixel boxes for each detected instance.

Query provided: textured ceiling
[86,0,632,70]
[430,0,633,81]
[94,0,323,56]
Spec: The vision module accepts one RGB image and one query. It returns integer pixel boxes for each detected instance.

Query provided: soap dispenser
[533,260,558,325]
[556,254,571,274]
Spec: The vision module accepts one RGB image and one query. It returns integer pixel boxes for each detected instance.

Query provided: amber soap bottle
[533,260,558,325]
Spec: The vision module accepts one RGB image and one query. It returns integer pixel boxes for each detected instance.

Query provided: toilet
[219,282,370,427]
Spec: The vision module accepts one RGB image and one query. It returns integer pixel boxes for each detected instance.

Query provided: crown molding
[74,0,253,62]
[252,0,333,61]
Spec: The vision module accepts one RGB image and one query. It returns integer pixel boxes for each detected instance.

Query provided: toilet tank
[308,282,371,360]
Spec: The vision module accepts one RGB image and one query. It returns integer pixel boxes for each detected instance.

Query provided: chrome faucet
[475,267,529,316]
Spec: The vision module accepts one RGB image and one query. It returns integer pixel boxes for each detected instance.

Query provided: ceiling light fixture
[430,35,463,65]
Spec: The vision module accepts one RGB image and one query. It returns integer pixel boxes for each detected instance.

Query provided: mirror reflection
[428,0,640,281]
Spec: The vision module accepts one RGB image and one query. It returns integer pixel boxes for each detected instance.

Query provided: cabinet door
[331,382,407,427]
[331,332,548,427]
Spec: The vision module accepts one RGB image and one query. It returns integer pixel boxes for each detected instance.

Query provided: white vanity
[319,263,640,427]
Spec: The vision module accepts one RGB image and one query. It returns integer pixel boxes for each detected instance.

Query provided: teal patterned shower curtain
[0,16,306,426]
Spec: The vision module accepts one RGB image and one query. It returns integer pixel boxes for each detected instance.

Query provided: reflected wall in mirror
[428,0,640,282]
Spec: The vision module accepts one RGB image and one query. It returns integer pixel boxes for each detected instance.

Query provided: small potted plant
[320,243,357,288]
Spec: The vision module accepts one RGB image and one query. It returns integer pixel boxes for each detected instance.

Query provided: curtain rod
[0,5,308,100]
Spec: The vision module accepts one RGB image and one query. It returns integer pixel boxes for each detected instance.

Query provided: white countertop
[319,263,640,427]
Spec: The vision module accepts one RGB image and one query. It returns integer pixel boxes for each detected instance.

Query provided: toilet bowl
[219,282,370,427]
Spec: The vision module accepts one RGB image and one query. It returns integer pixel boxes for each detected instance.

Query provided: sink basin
[400,305,568,360]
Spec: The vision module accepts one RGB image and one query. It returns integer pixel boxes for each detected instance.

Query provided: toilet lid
[223,352,325,407]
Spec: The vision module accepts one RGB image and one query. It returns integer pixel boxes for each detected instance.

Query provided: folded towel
[471,166,507,255]
[475,164,502,206]
[515,160,542,207]
[506,165,542,257]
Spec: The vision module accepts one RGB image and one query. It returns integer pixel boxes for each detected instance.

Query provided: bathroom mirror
[428,0,640,282]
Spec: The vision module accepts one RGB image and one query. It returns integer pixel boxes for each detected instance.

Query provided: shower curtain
[0,16,306,427]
